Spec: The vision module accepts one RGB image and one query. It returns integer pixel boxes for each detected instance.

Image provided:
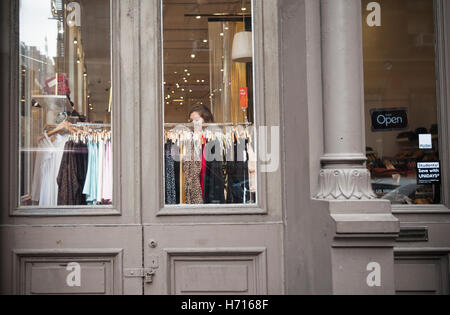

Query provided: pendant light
[232,31,253,63]
[232,6,252,63]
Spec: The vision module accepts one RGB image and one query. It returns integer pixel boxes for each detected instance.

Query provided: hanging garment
[57,141,88,205]
[204,160,226,204]
[184,146,204,205]
[57,141,76,206]
[83,140,99,205]
[74,141,89,205]
[173,160,181,204]
[226,138,250,204]
[32,133,69,206]
[102,140,113,203]
[31,138,48,203]
[200,145,206,194]
[203,140,225,204]
[97,139,105,204]
[247,143,257,194]
[165,142,177,205]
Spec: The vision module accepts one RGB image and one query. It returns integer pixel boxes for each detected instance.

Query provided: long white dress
[31,133,69,206]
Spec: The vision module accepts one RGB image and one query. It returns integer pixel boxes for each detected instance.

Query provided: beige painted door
[0,0,144,295]
[139,0,284,295]
[1,0,284,295]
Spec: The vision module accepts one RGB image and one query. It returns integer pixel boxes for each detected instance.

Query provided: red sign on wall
[240,87,248,109]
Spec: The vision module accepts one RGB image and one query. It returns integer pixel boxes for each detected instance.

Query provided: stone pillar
[315,0,399,295]
[316,0,376,200]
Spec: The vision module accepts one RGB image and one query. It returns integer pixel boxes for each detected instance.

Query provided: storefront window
[19,0,112,207]
[363,0,441,205]
[162,0,257,206]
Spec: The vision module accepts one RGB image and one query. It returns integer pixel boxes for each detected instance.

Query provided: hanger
[38,121,77,142]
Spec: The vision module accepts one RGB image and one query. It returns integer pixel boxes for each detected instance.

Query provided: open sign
[370,108,408,131]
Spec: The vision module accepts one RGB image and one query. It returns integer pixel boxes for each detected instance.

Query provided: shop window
[162,0,257,206]
[363,0,441,205]
[18,0,112,207]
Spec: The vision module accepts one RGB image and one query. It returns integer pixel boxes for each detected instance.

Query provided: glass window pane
[19,0,113,207]
[162,0,257,206]
[363,0,441,205]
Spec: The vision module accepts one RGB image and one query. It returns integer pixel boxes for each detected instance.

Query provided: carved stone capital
[316,168,377,201]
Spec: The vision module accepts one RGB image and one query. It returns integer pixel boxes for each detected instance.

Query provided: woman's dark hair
[188,105,214,123]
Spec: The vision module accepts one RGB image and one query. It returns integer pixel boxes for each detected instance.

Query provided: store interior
[19,0,112,207]
[363,0,440,204]
[163,0,253,124]
[162,0,257,205]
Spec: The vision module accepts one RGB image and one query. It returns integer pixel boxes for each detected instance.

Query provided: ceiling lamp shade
[232,31,253,63]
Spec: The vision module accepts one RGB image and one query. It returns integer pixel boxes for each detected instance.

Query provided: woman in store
[187,105,251,205]
[188,105,214,124]
[184,105,223,204]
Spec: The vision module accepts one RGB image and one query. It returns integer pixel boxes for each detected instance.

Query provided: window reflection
[363,0,441,205]
[19,0,112,207]
[162,0,257,206]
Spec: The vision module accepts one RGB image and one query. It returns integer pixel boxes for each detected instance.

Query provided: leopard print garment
[184,147,204,204]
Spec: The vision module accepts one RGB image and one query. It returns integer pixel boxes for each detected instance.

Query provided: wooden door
[139,0,284,295]
[0,0,144,295]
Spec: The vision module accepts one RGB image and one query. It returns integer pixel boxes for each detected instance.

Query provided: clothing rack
[164,122,253,128]
[74,123,111,128]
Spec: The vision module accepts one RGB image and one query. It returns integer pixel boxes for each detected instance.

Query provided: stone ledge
[331,213,400,235]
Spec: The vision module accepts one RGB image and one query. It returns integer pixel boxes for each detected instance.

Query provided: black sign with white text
[370,108,409,131]
[417,162,441,185]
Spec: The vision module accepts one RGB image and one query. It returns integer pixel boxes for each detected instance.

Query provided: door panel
[143,224,283,295]
[395,253,450,295]
[1,226,142,295]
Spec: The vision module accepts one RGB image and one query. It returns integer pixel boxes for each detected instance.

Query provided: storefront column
[316,0,376,200]
[315,0,400,294]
